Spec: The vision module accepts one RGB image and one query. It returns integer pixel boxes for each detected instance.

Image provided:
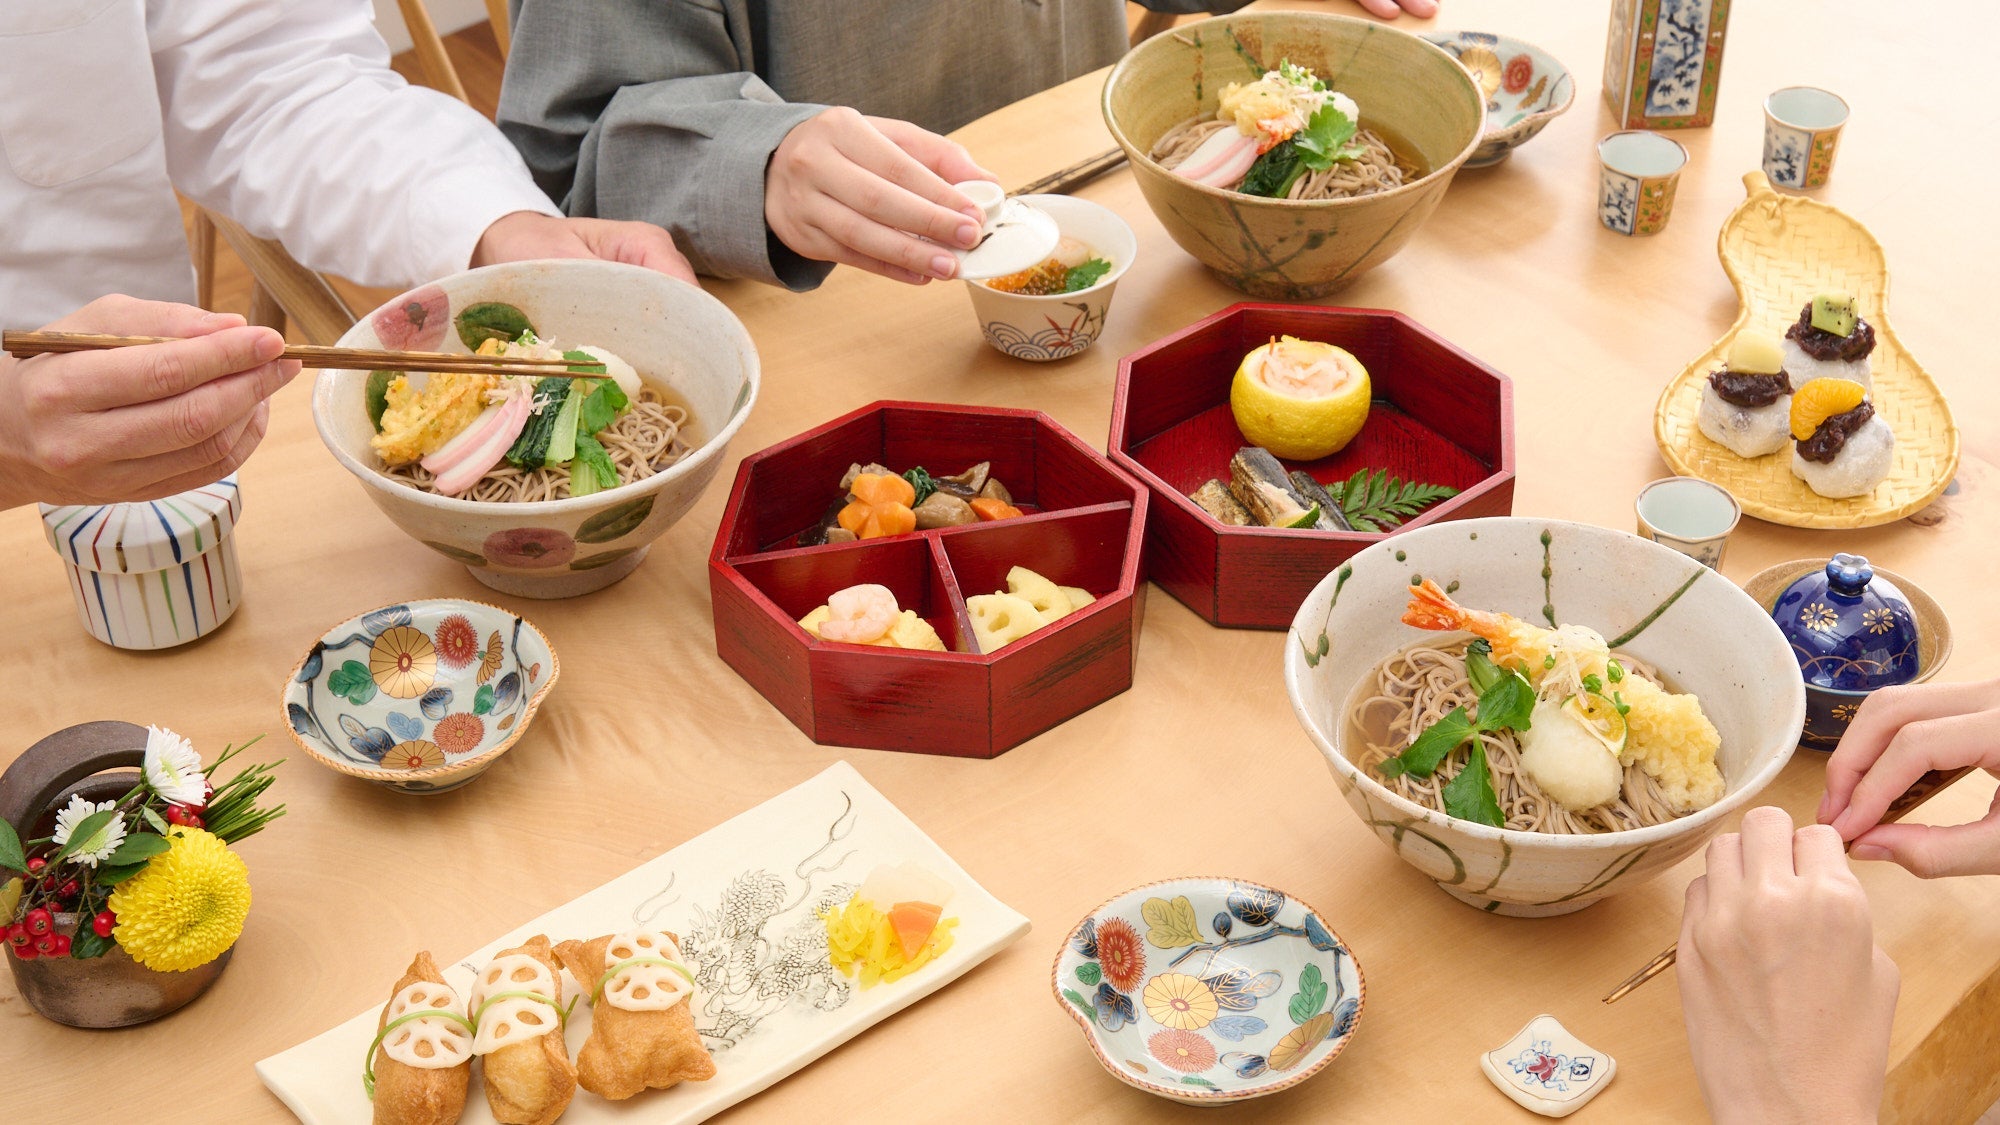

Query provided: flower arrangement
[0,726,282,970]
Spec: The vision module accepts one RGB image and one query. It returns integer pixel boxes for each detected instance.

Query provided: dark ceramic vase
[1,721,233,1027]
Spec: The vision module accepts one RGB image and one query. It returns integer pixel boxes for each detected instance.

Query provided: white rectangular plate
[258,762,1029,1122]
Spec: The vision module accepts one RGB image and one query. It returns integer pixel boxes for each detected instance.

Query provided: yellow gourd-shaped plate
[1654,172,1958,528]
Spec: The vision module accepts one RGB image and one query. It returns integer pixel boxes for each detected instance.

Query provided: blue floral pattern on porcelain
[1772,554,1919,691]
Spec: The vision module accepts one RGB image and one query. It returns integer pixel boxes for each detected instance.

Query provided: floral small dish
[280,599,557,794]
[962,194,1135,362]
[1422,31,1575,168]
[1743,557,1951,751]
[1052,877,1363,1106]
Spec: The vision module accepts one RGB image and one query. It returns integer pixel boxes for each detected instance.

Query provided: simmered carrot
[970,497,1023,521]
[838,473,918,539]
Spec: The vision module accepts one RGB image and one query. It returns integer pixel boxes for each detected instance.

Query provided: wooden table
[5,0,1997,1119]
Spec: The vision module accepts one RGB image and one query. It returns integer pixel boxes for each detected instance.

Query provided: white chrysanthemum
[143,724,206,806]
[52,795,126,867]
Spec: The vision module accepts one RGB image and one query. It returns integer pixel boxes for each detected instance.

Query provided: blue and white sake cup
[1762,87,1849,191]
[1596,130,1687,236]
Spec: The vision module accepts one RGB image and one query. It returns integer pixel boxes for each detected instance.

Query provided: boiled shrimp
[817,584,899,644]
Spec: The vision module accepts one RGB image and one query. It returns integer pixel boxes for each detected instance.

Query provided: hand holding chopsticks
[4,330,605,378]
[1603,765,1973,1003]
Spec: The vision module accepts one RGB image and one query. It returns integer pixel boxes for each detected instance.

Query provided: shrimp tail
[1401,578,1468,633]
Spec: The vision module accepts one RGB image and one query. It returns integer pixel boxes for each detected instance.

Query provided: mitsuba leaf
[1062,258,1113,292]
[1442,742,1506,827]
[1474,671,1536,733]
[576,378,629,436]
[1376,706,1473,779]
[903,467,937,506]
[1294,101,1366,171]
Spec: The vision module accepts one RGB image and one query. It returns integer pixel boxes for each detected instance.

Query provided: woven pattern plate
[1654,172,1958,528]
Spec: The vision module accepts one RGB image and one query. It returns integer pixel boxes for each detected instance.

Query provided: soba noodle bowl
[1349,639,1691,834]
[1151,116,1413,200]
[384,389,691,503]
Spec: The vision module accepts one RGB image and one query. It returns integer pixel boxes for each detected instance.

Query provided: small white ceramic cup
[961,194,1136,362]
[1762,86,1850,191]
[1635,477,1741,570]
[1596,131,1688,236]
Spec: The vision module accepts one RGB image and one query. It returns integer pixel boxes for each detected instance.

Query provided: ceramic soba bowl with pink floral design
[1051,877,1364,1106]
[313,259,760,598]
[280,599,557,795]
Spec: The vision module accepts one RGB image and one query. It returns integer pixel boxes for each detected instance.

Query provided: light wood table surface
[5,1,1998,1120]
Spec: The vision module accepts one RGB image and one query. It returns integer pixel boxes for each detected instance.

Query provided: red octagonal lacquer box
[1111,303,1515,629]
[709,402,1148,757]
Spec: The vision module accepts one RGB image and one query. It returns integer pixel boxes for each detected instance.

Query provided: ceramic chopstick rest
[1480,1014,1615,1117]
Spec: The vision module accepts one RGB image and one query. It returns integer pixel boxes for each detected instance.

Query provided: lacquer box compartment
[710,402,1147,758]
[1110,303,1515,629]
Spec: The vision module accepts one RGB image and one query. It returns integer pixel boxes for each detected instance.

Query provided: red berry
[37,875,56,894]
[5,924,29,948]
[92,911,116,938]
[56,879,79,901]
[23,908,53,937]
[11,942,34,961]
[164,804,191,826]
[25,856,45,873]
[32,933,57,956]
[48,934,70,957]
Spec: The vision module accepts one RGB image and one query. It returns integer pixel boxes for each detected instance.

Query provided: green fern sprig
[1334,469,1460,532]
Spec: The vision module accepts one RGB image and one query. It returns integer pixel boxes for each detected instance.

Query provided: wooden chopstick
[1601,767,1973,1004]
[1011,147,1129,198]
[1,331,606,378]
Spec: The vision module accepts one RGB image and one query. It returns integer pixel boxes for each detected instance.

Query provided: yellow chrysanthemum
[107,828,250,972]
[370,625,437,699]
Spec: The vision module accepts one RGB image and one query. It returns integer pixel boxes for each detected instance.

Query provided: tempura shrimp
[816,584,899,644]
[1403,579,1610,689]
[1402,579,1724,813]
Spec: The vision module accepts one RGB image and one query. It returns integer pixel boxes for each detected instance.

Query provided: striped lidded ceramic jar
[38,476,243,650]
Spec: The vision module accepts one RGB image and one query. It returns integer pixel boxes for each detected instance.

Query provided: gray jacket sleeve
[498,0,833,289]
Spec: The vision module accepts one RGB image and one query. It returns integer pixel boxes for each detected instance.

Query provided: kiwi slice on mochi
[1811,293,1857,337]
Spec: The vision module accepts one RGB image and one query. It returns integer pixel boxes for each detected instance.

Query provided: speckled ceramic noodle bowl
[1102,12,1483,300]
[1284,518,1804,917]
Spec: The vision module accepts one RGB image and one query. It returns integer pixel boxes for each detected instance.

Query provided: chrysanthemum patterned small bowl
[1422,31,1575,168]
[1051,877,1363,1106]
[280,599,557,795]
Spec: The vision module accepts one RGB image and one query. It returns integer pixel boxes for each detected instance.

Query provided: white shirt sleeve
[147,0,560,288]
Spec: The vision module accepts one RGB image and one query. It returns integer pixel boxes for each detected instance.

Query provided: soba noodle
[385,390,691,503]
[1351,639,1688,834]
[1150,117,1413,199]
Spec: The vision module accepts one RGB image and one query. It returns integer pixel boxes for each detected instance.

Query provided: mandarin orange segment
[1789,377,1868,440]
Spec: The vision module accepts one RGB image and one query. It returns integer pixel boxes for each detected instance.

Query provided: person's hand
[470,211,697,286]
[1350,0,1440,19]
[1819,678,2000,877]
[765,108,995,285]
[0,295,298,511]
[1678,806,1898,1125]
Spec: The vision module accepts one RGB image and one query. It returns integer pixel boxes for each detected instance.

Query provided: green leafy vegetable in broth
[504,379,572,468]
[542,379,589,467]
[568,432,619,497]
[1441,742,1506,827]
[1238,139,1307,199]
[576,379,629,437]
[365,370,395,431]
[1375,705,1472,780]
[454,302,536,350]
[1293,100,1367,171]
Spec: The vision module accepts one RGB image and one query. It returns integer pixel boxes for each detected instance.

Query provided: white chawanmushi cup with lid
[961,193,1137,362]
[38,474,244,649]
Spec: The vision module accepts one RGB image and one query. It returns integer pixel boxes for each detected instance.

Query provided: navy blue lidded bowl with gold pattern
[1773,554,1920,690]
